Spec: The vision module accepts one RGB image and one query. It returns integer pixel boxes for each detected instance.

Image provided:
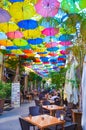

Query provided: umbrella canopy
[6,31,23,39]
[45,42,58,48]
[17,19,38,29]
[0,32,7,40]
[0,8,11,23]
[43,36,57,42]
[23,29,41,39]
[0,40,13,46]
[35,0,60,17]
[9,0,24,2]
[9,2,36,21]
[42,28,59,36]
[49,52,58,56]
[0,22,19,33]
[27,38,43,45]
[59,41,72,46]
[59,34,73,41]
[47,47,59,52]
[13,39,28,46]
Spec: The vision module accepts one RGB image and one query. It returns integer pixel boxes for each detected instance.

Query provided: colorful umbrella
[35,0,60,17]
[9,2,36,21]
[59,41,72,46]
[43,36,57,42]
[47,47,59,52]
[13,39,28,46]
[0,22,19,33]
[9,0,24,2]
[17,19,38,29]
[0,40,13,46]
[23,29,41,39]
[27,38,43,45]
[0,32,7,40]
[59,34,73,41]
[45,42,58,48]
[48,52,58,56]
[0,8,11,23]
[6,46,18,50]
[42,28,59,36]
[6,31,23,39]
[11,49,24,55]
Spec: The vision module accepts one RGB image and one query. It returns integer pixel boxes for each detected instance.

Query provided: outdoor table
[42,105,64,116]
[24,114,65,130]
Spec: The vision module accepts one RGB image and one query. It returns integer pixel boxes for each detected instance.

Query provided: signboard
[11,82,20,108]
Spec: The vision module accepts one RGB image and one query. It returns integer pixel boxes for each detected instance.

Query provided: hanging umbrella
[17,19,38,29]
[0,39,13,46]
[49,52,58,56]
[9,2,36,21]
[0,8,11,23]
[0,32,7,40]
[23,29,41,39]
[0,22,19,33]
[9,0,24,2]
[45,42,58,48]
[43,36,57,42]
[6,31,23,39]
[11,49,24,55]
[59,41,72,46]
[38,17,59,27]
[47,47,59,52]
[81,55,86,130]
[6,46,18,50]
[35,0,60,17]
[60,50,68,55]
[35,47,46,52]
[13,39,28,47]
[40,57,49,62]
[42,28,59,36]
[27,38,43,45]
[78,0,86,9]
[59,34,73,41]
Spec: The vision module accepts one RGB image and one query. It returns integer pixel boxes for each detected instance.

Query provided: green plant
[0,81,6,99]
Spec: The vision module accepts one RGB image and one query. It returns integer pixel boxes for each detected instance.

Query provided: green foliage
[50,68,68,89]
[0,81,11,99]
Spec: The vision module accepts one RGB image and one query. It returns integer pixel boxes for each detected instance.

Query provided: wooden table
[24,114,65,130]
[42,105,64,116]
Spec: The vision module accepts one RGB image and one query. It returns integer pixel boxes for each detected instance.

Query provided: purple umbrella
[0,8,11,23]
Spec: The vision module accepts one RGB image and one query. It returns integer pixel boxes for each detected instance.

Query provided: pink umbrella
[6,31,23,39]
[35,0,60,17]
[42,28,59,36]
[59,41,72,46]
[45,42,58,48]
[60,50,68,55]
[0,8,11,22]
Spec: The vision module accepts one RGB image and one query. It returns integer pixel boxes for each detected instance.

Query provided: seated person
[50,93,59,101]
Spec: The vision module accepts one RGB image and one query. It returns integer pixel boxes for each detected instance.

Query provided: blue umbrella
[37,52,47,54]
[6,46,18,50]
[59,34,73,41]
[17,19,38,29]
[9,0,24,2]
[47,47,59,52]
[27,38,43,45]
[18,45,31,50]
[0,32,7,39]
[40,57,49,62]
[43,36,58,42]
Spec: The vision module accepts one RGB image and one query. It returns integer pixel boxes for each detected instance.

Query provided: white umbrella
[81,55,86,130]
[64,54,78,104]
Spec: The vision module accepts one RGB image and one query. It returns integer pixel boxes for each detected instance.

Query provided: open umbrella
[43,36,57,42]
[17,19,38,29]
[9,2,36,21]
[0,22,19,33]
[13,39,28,47]
[47,47,59,52]
[0,40,13,46]
[59,41,72,46]
[59,34,73,41]
[0,8,11,23]
[27,38,43,45]
[6,31,23,39]
[42,28,59,36]
[45,42,58,48]
[9,0,24,2]
[0,32,7,40]
[35,0,60,17]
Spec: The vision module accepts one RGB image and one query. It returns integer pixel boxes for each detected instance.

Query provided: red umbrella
[35,0,60,17]
[45,42,58,48]
[42,28,59,36]
[49,52,58,56]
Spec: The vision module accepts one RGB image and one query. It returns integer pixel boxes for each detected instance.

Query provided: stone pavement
[0,101,35,130]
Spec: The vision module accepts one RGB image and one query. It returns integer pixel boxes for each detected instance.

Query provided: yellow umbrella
[34,47,46,52]
[23,29,41,39]
[0,22,19,33]
[9,2,36,21]
[11,49,24,55]
[0,39,13,46]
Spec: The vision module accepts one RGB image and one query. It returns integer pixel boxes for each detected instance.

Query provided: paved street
[0,101,35,130]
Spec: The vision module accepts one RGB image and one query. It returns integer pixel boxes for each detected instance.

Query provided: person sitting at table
[50,93,59,101]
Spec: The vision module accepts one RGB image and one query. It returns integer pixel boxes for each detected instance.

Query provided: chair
[19,117,30,130]
[35,99,40,106]
[29,106,40,116]
[42,100,50,105]
[19,117,35,130]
